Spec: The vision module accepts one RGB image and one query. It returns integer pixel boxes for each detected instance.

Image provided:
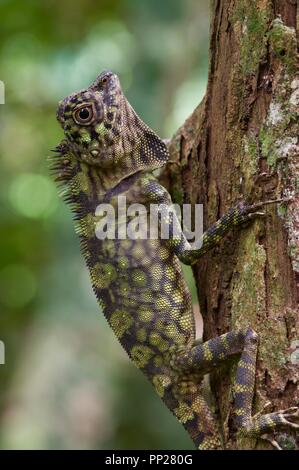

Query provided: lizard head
[56,70,126,168]
[56,69,168,173]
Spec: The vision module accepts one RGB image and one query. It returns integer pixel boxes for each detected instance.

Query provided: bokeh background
[0,0,209,449]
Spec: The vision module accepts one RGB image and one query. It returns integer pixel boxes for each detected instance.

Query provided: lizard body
[52,71,299,449]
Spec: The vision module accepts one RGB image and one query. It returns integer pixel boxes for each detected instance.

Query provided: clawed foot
[274,406,299,429]
[252,401,272,419]
[261,433,282,450]
[259,407,299,450]
[237,197,293,224]
[248,197,292,211]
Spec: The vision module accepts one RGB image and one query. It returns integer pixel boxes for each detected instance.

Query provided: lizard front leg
[173,328,299,449]
[143,177,284,264]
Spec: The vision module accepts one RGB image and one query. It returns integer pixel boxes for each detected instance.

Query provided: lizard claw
[248,198,283,211]
[257,407,299,450]
[261,433,282,450]
[252,401,272,419]
[238,197,294,224]
[248,197,294,212]
[264,406,299,430]
[246,211,268,219]
[277,407,299,427]
[247,406,299,450]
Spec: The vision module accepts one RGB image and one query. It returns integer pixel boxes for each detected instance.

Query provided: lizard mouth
[73,146,114,167]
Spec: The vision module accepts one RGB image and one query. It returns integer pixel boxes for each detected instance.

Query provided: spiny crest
[48,142,95,258]
[48,141,81,215]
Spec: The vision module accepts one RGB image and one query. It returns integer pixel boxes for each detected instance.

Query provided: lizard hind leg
[172,327,299,449]
[170,328,255,450]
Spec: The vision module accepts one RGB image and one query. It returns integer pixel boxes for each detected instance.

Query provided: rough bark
[165,0,299,450]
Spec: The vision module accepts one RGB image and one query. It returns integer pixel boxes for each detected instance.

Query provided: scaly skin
[51,70,299,449]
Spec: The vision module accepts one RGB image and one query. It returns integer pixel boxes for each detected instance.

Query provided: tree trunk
[165,0,299,450]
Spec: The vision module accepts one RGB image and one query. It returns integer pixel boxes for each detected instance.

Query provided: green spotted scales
[51,71,299,450]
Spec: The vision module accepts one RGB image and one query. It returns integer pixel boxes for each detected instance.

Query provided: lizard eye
[73,104,94,125]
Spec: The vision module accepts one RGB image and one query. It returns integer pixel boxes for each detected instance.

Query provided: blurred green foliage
[0,0,209,449]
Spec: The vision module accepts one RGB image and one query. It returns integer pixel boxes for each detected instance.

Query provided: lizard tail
[163,388,223,450]
[180,394,223,450]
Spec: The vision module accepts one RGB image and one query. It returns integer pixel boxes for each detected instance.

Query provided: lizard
[51,70,299,450]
